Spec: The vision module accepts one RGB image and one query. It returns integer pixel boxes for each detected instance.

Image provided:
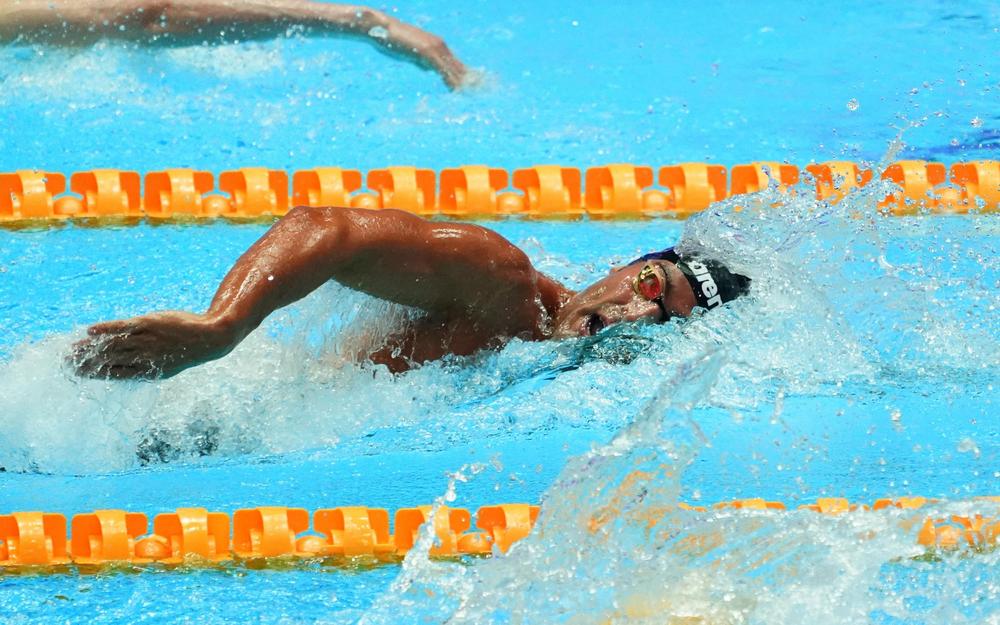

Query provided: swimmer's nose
[595,300,660,326]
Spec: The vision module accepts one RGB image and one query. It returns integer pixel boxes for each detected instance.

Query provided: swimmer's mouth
[585,313,607,336]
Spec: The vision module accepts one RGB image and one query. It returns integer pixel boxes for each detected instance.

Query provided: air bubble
[971,116,983,127]
[367,26,388,40]
[846,98,859,111]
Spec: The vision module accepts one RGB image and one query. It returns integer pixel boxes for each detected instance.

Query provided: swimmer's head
[552,251,751,338]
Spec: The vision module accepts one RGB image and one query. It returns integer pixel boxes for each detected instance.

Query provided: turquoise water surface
[1,1,998,623]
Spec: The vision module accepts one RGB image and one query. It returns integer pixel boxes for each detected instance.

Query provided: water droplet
[846,98,859,111]
[367,26,388,39]
[957,437,980,459]
[950,138,959,146]
[971,116,983,127]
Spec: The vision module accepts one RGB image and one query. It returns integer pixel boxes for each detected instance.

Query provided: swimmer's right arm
[72,207,544,379]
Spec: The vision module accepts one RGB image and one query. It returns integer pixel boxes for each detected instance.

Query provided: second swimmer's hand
[375,16,469,90]
[70,312,236,380]
[421,35,469,89]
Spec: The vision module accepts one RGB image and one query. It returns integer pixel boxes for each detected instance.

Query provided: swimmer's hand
[419,33,468,90]
[70,312,235,380]
[377,17,468,89]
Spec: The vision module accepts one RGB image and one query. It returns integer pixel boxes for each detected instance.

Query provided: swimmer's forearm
[157,1,468,88]
[0,1,467,88]
[202,206,362,347]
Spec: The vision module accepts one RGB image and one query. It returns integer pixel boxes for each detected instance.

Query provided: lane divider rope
[2,497,998,569]
[0,160,996,223]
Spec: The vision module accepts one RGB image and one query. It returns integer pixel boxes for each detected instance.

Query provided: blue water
[1,1,999,623]
[0,0,996,172]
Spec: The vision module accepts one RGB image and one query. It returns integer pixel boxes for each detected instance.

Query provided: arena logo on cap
[686,260,722,308]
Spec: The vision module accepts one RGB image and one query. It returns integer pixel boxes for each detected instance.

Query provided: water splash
[353,184,997,624]
[357,343,998,625]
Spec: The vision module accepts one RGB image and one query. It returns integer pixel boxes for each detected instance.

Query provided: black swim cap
[631,247,751,310]
[675,258,751,310]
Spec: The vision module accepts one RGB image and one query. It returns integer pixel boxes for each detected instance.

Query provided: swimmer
[71,207,751,378]
[0,0,468,89]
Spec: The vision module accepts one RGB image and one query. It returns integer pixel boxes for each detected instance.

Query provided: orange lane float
[713,498,786,511]
[730,162,800,196]
[798,497,860,514]
[879,160,948,215]
[918,515,1000,551]
[70,510,149,565]
[0,171,68,220]
[144,169,216,218]
[658,163,727,217]
[584,164,654,218]
[394,506,478,556]
[0,512,70,566]
[513,165,583,217]
[312,507,395,557]
[476,504,540,553]
[232,506,311,558]
[949,160,1000,212]
[872,496,935,511]
[1,497,999,569]
[218,168,289,218]
[806,161,873,203]
[71,170,143,218]
[150,507,230,563]
[438,165,509,217]
[292,167,363,209]
[367,166,437,216]
[0,160,996,223]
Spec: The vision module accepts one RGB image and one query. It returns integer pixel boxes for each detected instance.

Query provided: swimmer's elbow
[272,205,354,264]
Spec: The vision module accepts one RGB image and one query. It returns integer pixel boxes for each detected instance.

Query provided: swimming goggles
[633,263,671,322]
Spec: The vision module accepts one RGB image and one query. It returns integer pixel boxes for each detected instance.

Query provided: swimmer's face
[552,261,697,338]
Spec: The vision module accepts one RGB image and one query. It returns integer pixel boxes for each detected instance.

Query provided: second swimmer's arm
[0,0,468,89]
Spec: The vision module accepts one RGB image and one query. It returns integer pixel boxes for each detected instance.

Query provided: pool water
[1,1,998,623]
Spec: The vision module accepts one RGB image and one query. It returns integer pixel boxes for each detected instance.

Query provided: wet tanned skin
[0,0,468,88]
[71,207,696,379]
